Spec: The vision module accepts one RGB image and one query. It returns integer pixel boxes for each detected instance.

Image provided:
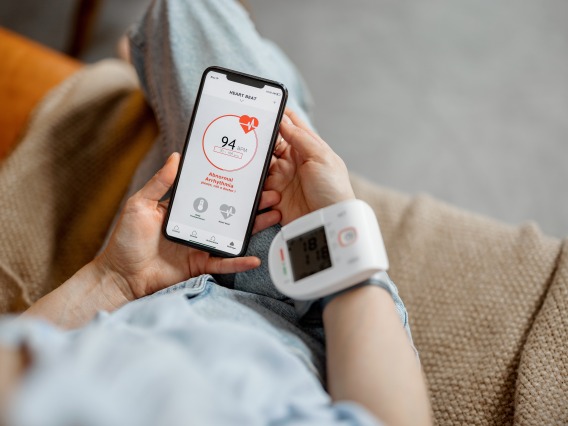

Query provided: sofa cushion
[0,28,80,160]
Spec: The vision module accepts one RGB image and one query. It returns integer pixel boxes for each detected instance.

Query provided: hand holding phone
[99,152,281,300]
[164,67,288,257]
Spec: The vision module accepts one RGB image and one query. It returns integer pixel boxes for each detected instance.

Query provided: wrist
[295,280,392,319]
[93,254,136,306]
[22,257,135,329]
[323,285,393,323]
[322,272,412,340]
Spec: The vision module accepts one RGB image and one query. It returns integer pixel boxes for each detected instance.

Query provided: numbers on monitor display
[287,226,333,282]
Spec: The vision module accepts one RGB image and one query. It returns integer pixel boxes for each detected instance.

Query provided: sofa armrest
[0,27,81,160]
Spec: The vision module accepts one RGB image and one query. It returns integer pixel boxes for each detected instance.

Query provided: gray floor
[2,0,567,237]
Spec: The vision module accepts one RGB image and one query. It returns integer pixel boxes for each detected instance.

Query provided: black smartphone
[163,66,288,257]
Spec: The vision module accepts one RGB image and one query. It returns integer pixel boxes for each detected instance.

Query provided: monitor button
[338,227,357,247]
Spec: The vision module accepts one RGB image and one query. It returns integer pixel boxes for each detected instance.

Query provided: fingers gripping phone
[163,67,288,257]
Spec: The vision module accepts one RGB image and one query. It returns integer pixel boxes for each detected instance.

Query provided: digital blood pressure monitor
[268,199,389,300]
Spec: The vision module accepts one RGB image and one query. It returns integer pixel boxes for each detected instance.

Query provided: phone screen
[164,68,287,256]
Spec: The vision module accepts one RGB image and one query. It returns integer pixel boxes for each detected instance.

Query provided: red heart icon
[239,115,259,134]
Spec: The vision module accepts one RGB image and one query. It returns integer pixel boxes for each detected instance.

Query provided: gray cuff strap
[320,276,393,311]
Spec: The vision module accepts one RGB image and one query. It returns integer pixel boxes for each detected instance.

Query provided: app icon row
[193,197,236,220]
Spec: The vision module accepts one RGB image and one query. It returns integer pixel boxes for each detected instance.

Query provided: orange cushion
[0,27,81,160]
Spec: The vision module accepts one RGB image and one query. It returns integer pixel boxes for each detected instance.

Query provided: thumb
[279,119,326,162]
[138,152,180,202]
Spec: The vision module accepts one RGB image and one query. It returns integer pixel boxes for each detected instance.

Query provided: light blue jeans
[125,0,414,380]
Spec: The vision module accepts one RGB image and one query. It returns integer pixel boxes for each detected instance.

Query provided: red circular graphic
[202,114,258,172]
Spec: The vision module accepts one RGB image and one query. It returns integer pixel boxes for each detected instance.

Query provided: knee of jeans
[234,225,292,301]
[246,224,280,258]
[164,0,250,26]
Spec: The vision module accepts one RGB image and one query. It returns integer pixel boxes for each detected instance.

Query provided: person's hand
[265,109,355,225]
[97,153,282,301]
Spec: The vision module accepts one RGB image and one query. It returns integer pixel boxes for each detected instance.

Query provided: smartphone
[163,66,288,257]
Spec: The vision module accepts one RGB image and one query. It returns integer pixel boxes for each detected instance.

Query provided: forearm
[22,257,132,329]
[323,286,432,426]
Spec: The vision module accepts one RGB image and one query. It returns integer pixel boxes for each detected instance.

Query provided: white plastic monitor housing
[268,199,389,300]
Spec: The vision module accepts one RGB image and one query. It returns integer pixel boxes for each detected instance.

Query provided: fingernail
[282,114,292,125]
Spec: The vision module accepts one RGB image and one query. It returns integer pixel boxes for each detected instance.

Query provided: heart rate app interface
[166,70,284,254]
